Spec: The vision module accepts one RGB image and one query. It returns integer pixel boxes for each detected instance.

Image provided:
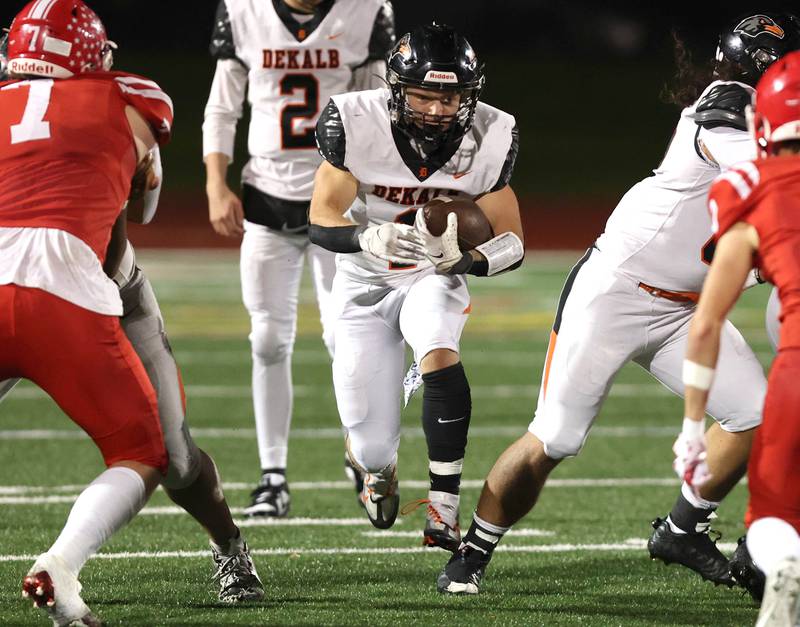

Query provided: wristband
[681,417,706,440]
[682,359,715,391]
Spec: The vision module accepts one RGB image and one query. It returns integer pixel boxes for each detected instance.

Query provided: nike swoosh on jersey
[453,171,471,179]
[437,416,466,424]
[327,32,344,40]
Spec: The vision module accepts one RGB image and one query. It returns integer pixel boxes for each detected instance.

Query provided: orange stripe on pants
[541,330,557,400]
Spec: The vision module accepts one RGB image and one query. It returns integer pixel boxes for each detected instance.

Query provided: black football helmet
[716,12,800,81]
[386,23,484,151]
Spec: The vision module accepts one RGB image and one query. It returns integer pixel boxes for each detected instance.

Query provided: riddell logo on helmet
[8,58,55,75]
[424,70,458,83]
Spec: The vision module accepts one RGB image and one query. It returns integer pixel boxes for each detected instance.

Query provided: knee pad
[528,411,587,459]
[345,430,397,474]
[249,317,294,365]
[421,363,471,462]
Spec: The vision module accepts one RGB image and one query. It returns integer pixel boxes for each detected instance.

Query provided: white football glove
[358,222,426,265]
[425,212,467,274]
[672,421,712,491]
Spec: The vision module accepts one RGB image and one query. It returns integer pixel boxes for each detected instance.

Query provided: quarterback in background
[309,24,524,549]
[682,52,800,626]
[0,1,176,624]
[436,12,800,596]
[203,0,395,517]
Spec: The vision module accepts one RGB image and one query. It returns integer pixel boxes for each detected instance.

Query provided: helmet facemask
[388,76,483,154]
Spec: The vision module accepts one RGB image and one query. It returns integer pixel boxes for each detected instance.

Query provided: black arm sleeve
[490,124,520,192]
[316,99,349,171]
[210,0,247,68]
[694,83,751,131]
[367,1,396,60]
[308,224,364,253]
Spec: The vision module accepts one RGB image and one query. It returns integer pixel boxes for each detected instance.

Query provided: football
[422,197,494,251]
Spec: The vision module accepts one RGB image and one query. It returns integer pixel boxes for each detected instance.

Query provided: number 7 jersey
[207,0,391,200]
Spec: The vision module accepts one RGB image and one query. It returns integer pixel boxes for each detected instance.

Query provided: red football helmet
[6,0,115,79]
[750,50,800,156]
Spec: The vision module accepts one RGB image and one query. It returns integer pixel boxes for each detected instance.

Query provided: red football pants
[746,348,800,532]
[0,285,167,473]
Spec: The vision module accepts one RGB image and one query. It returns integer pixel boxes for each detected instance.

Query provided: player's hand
[129,152,160,202]
[672,430,712,491]
[207,183,244,237]
[358,222,426,265]
[426,212,470,274]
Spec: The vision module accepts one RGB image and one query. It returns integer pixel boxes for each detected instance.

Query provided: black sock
[261,468,285,478]
[462,514,509,555]
[669,491,716,534]
[421,362,471,495]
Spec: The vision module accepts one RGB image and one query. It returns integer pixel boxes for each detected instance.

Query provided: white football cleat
[360,464,399,529]
[755,556,800,627]
[22,553,101,627]
[424,491,461,552]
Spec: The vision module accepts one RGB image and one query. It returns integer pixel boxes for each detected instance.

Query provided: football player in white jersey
[202,0,395,517]
[437,12,800,596]
[309,24,524,550]
[0,30,264,605]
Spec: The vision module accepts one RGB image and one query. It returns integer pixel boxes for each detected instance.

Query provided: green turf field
[0,251,773,626]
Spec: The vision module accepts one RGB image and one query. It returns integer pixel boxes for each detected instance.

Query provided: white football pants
[529,247,766,459]
[331,266,470,472]
[240,220,337,470]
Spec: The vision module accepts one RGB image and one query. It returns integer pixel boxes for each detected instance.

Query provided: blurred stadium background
[0,2,778,624]
[0,0,773,249]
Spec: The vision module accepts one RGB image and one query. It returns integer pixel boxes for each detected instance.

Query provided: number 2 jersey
[710,155,800,351]
[595,80,757,293]
[203,0,394,202]
[0,72,173,314]
[316,88,518,282]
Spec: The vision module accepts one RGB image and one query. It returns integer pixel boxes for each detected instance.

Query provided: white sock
[748,517,800,575]
[48,467,147,575]
[252,353,292,469]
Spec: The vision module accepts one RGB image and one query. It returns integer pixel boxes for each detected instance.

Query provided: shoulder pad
[694,83,752,131]
[491,124,519,192]
[368,1,396,60]
[113,74,174,145]
[315,99,348,171]
[210,0,244,66]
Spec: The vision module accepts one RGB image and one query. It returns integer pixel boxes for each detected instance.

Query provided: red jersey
[709,155,800,350]
[0,71,172,260]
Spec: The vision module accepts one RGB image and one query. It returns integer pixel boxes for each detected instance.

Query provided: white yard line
[0,425,677,441]
[0,382,671,402]
[0,477,682,500]
[362,529,555,538]
[0,539,739,563]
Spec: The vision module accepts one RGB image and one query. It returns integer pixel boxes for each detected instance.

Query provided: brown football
[422,198,494,251]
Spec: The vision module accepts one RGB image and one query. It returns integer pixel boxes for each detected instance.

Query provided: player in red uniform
[1,2,184,624]
[681,51,800,626]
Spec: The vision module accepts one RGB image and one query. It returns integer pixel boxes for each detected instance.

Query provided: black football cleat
[437,544,492,595]
[648,517,736,586]
[730,535,766,602]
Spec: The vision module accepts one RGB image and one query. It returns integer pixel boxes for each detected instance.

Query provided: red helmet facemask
[6,0,115,79]
[749,50,800,157]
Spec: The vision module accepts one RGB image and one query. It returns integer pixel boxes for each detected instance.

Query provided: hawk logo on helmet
[735,15,786,39]
[391,34,412,63]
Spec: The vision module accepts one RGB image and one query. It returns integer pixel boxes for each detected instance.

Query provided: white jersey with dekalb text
[203,0,387,200]
[595,80,756,292]
[331,88,516,281]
